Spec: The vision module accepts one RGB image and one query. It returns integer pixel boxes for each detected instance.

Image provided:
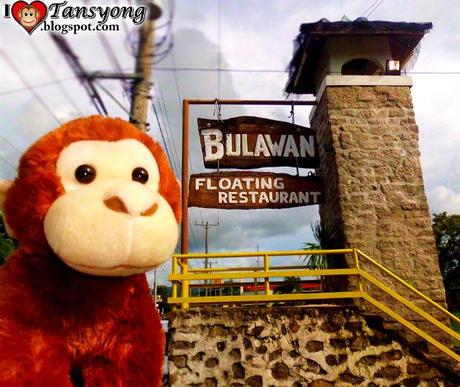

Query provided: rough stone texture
[311,85,448,337]
[168,307,455,386]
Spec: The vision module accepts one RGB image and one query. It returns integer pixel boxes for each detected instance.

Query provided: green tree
[303,221,332,270]
[222,280,241,296]
[0,213,17,265]
[303,221,337,291]
[274,276,301,294]
[432,212,460,310]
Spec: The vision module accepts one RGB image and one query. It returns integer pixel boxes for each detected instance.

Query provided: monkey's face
[43,139,179,276]
[19,7,39,27]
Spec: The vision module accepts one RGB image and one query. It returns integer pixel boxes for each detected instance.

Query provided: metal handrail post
[264,254,270,296]
[353,248,364,309]
[172,256,178,310]
[357,249,460,324]
[181,258,189,309]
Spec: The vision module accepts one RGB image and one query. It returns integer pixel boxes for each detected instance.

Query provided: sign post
[181,99,316,254]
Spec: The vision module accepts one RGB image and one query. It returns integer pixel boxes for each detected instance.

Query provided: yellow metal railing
[168,248,460,363]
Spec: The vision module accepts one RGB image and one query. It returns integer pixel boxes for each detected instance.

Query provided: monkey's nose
[104,196,158,216]
[104,196,129,214]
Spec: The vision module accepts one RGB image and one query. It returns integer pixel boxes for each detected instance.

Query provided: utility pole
[52,1,163,129]
[129,1,161,131]
[195,221,219,256]
[195,221,219,296]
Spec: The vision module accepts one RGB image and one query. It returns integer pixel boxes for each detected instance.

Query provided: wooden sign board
[198,116,319,169]
[188,171,323,210]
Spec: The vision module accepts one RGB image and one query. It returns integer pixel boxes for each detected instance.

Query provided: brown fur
[0,116,180,386]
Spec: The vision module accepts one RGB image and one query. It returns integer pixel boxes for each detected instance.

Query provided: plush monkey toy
[0,116,181,386]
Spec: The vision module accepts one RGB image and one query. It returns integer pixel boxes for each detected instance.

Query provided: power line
[98,34,130,95]
[0,49,62,125]
[0,134,22,155]
[151,99,174,172]
[360,0,380,18]
[82,0,128,96]
[217,0,223,247]
[152,68,460,75]
[155,67,287,73]
[3,69,460,96]
[366,0,384,18]
[0,77,77,96]
[169,52,204,223]
[151,98,201,254]
[154,79,181,175]
[153,84,180,176]
[0,156,16,171]
[33,38,83,116]
[217,0,222,98]
[166,0,204,225]
[95,81,142,126]
[51,34,108,116]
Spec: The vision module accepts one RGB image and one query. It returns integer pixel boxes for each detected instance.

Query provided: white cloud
[1,0,459,266]
[429,186,460,215]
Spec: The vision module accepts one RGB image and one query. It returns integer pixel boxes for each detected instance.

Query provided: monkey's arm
[0,320,73,387]
[80,281,165,387]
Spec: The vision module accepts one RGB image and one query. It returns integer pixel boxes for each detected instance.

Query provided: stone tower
[286,19,447,323]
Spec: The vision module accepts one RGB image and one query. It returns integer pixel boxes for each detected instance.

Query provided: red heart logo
[12,1,48,35]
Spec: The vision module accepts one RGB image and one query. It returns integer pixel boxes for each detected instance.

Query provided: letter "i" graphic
[4,4,11,18]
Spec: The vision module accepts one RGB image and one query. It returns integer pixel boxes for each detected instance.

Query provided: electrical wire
[32,39,83,117]
[154,80,181,175]
[151,68,460,75]
[217,0,222,98]
[169,51,204,224]
[164,0,205,233]
[0,156,16,171]
[366,0,384,18]
[0,134,22,155]
[152,86,180,175]
[359,0,380,18]
[151,99,174,173]
[216,0,223,250]
[0,50,62,125]
[98,34,130,95]
[0,77,77,96]
[3,69,460,96]
[94,81,139,124]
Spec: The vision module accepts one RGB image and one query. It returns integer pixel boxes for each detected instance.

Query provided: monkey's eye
[132,167,149,184]
[75,164,96,184]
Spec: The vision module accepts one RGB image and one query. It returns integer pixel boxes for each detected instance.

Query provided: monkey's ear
[36,10,40,18]
[18,9,22,17]
[0,180,12,212]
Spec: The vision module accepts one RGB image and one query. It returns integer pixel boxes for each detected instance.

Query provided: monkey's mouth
[22,20,36,26]
[63,260,158,276]
[67,261,155,272]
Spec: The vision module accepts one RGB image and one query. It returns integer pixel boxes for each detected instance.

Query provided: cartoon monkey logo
[18,5,40,28]
[12,1,47,35]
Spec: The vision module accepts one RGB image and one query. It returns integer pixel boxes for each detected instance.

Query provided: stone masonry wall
[311,86,448,333]
[168,307,455,386]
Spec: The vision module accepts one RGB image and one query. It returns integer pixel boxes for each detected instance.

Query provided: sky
[0,0,459,285]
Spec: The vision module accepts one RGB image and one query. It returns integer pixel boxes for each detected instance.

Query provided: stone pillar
[311,76,447,324]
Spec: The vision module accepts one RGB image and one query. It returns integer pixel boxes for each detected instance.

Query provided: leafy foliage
[432,212,460,309]
[0,213,17,265]
[303,221,332,269]
[222,280,241,296]
[274,276,301,294]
